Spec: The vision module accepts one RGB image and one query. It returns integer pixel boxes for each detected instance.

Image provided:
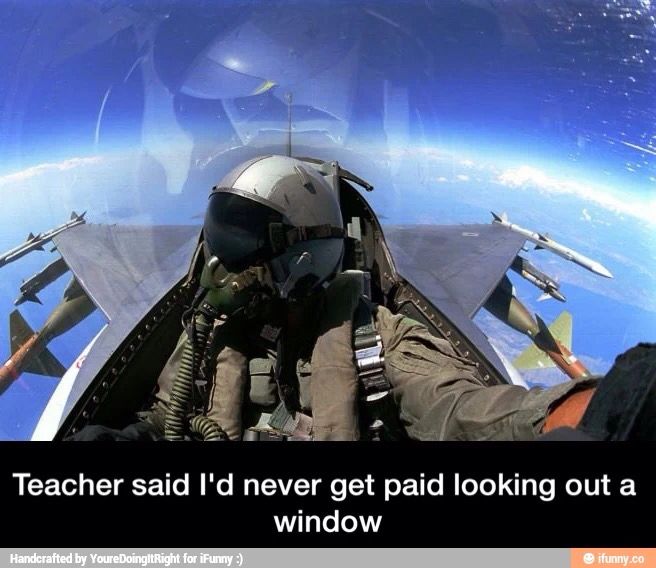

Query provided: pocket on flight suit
[248,357,278,407]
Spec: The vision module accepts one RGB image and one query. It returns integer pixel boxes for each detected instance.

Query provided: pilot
[140,154,614,443]
[71,155,655,442]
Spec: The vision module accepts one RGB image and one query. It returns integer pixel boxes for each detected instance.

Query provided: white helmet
[203,155,345,298]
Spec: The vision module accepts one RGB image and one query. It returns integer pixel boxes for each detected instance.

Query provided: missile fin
[23,347,66,378]
[14,292,41,306]
[9,310,34,355]
[546,311,572,351]
[513,342,555,370]
[491,211,508,223]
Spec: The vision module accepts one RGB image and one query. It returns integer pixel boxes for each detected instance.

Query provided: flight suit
[147,286,596,441]
[374,306,594,440]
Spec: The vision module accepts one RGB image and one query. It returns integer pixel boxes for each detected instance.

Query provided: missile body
[39,278,95,343]
[492,212,612,278]
[510,256,565,302]
[15,257,69,305]
[0,212,85,269]
[0,233,45,268]
[485,276,539,337]
[0,278,95,395]
[484,276,590,380]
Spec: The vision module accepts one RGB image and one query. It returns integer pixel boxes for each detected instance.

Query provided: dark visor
[203,191,283,271]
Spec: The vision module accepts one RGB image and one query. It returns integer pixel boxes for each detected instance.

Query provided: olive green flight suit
[374,306,595,440]
[148,297,595,441]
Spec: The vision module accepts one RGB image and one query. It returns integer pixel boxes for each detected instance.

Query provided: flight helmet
[203,155,345,299]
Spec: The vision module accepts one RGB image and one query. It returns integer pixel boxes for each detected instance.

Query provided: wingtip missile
[494,214,613,279]
[0,212,86,269]
[588,260,613,279]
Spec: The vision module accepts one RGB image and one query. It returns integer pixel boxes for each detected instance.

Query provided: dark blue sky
[1,1,654,191]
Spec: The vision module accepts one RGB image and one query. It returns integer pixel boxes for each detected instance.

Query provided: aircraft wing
[384,224,527,318]
[383,224,528,383]
[51,224,200,418]
[53,224,201,321]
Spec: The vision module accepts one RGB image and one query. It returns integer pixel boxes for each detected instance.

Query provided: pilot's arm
[374,305,597,441]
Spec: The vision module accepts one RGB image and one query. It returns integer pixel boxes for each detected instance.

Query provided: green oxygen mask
[199,256,275,318]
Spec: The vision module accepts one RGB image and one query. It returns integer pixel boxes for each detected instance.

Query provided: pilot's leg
[373,305,596,440]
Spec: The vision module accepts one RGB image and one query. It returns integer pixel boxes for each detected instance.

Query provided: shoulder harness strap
[353,299,390,398]
[353,297,405,441]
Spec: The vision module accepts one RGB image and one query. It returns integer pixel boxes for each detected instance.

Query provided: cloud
[0,157,102,187]
[581,208,592,222]
[496,165,655,225]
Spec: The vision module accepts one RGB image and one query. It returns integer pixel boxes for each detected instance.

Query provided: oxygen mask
[199,255,277,319]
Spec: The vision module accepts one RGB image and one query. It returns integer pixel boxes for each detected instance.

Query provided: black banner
[1,442,654,547]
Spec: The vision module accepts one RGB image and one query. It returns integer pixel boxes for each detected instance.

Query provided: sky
[0,0,654,438]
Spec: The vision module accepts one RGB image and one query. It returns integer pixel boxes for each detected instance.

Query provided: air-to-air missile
[484,275,590,380]
[491,212,613,279]
[0,211,85,269]
[14,257,69,306]
[0,277,95,395]
[510,256,566,302]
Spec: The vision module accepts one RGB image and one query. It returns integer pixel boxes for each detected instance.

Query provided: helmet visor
[204,191,283,271]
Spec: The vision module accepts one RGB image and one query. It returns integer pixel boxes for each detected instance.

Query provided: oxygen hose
[190,415,226,441]
[164,261,270,441]
[164,311,213,441]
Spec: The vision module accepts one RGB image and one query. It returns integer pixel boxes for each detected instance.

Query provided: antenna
[284,92,292,157]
